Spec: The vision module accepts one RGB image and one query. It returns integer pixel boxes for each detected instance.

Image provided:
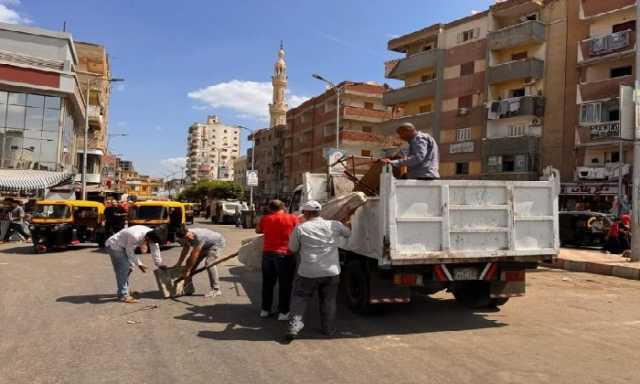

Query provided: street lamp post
[82,77,124,200]
[312,73,341,149]
[631,0,640,261]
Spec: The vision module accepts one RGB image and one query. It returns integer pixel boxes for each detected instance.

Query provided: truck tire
[343,260,372,314]
[489,297,509,307]
[453,281,491,309]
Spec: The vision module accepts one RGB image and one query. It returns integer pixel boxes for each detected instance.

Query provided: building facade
[283,82,394,193]
[74,41,111,187]
[185,115,241,184]
[233,155,247,189]
[250,125,286,200]
[0,22,85,178]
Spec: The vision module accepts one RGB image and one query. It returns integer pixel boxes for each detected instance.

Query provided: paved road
[1,220,640,384]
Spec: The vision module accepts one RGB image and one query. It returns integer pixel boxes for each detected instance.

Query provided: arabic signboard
[246,170,258,187]
[560,183,619,196]
[590,122,621,140]
[449,141,474,154]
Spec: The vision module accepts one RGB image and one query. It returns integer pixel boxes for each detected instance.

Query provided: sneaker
[120,296,139,304]
[204,289,222,298]
[277,313,290,321]
[260,310,270,318]
[287,316,304,340]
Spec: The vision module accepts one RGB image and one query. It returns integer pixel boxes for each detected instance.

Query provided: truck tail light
[393,273,422,286]
[502,270,525,282]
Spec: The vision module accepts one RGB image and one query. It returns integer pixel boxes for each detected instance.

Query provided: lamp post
[312,73,341,149]
[236,125,255,209]
[82,77,124,200]
[631,0,640,261]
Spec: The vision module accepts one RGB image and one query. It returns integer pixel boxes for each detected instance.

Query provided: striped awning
[0,170,75,192]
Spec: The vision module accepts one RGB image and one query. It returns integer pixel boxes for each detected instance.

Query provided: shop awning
[0,170,75,192]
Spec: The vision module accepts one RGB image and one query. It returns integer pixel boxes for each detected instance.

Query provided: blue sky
[2,0,494,177]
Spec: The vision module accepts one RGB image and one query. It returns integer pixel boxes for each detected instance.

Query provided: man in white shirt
[105,225,167,303]
[286,200,351,340]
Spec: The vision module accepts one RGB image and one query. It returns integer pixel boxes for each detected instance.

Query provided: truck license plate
[454,267,479,281]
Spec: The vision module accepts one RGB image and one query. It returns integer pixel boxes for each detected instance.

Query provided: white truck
[289,166,559,312]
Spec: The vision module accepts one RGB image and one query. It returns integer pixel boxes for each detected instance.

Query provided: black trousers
[261,251,296,314]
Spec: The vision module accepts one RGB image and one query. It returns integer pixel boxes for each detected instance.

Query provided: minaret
[269,41,288,127]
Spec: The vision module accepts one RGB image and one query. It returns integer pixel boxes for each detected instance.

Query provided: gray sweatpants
[289,274,340,335]
[191,247,220,290]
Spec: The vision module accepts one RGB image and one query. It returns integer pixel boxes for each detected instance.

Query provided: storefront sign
[246,170,258,186]
[560,183,619,196]
[449,141,474,154]
[590,122,620,140]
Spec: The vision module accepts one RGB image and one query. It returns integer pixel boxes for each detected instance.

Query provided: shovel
[154,252,239,298]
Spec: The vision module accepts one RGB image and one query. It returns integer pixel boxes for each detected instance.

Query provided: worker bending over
[175,227,226,298]
[287,200,351,340]
[381,122,439,180]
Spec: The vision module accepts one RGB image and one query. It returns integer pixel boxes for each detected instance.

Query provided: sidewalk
[545,248,640,281]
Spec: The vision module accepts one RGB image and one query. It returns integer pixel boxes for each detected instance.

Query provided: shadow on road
[56,290,163,304]
[0,244,98,255]
[176,266,505,343]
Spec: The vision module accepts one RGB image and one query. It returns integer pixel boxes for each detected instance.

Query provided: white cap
[301,200,322,212]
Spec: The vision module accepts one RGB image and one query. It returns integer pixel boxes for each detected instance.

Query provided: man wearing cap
[105,225,167,303]
[286,200,351,340]
[381,122,439,180]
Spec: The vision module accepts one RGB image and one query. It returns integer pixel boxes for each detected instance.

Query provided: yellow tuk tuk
[30,200,106,253]
[128,200,186,244]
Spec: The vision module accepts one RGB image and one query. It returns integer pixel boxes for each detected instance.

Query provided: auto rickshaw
[30,200,106,253]
[183,203,195,225]
[128,200,186,244]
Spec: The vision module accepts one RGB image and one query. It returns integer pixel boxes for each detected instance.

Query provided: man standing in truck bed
[381,122,439,180]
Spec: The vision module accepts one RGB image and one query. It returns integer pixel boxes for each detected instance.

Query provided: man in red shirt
[256,199,299,320]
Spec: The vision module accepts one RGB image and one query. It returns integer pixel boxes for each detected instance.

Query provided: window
[457,28,479,43]
[510,88,526,98]
[456,162,469,175]
[364,102,374,110]
[323,124,334,137]
[362,126,372,133]
[421,73,436,82]
[456,127,471,142]
[611,151,620,163]
[610,66,632,78]
[458,95,473,109]
[609,108,620,121]
[580,102,602,123]
[460,61,474,76]
[502,155,515,172]
[487,156,502,173]
[361,150,372,157]
[514,155,527,172]
[525,13,538,21]
[612,20,636,33]
[511,51,528,61]
[508,124,526,137]
[422,43,434,52]
[419,104,432,114]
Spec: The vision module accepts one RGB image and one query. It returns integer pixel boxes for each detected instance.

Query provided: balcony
[587,121,622,140]
[385,49,443,79]
[578,30,635,64]
[578,75,633,102]
[581,0,635,19]
[487,96,545,119]
[74,173,101,184]
[378,112,434,136]
[87,105,104,129]
[488,20,546,51]
[488,58,544,84]
[382,80,436,106]
[484,136,540,157]
[576,163,630,181]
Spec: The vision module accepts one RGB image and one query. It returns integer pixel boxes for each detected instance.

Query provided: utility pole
[632,0,640,261]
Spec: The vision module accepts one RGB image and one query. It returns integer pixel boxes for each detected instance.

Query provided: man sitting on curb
[175,227,226,298]
[286,200,351,340]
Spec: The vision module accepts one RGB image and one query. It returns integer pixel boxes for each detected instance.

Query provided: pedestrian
[381,122,440,180]
[104,199,117,237]
[105,225,167,303]
[5,199,30,242]
[286,200,351,340]
[256,199,299,320]
[175,227,226,298]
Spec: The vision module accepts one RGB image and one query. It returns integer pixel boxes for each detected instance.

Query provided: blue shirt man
[382,122,440,180]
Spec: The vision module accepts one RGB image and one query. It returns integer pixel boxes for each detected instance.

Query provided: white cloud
[114,83,126,92]
[471,9,481,15]
[188,80,308,121]
[0,1,30,24]
[160,157,187,175]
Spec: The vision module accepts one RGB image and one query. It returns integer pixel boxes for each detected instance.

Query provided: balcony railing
[87,105,104,128]
[382,80,436,106]
[488,20,545,51]
[587,121,621,140]
[579,75,633,102]
[579,30,635,63]
[576,163,630,181]
[384,49,442,79]
[488,58,544,84]
[487,96,545,119]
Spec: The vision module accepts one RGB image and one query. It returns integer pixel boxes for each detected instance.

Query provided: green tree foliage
[177,180,243,202]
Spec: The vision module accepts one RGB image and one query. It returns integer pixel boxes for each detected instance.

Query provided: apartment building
[74,41,111,187]
[233,155,247,189]
[250,125,286,200]
[568,0,636,210]
[283,82,394,193]
[383,12,489,179]
[185,115,241,184]
[0,22,86,190]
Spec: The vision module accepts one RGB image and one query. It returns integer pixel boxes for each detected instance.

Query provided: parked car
[559,211,612,248]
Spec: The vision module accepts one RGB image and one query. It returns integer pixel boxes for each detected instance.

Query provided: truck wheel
[343,260,372,314]
[489,297,509,307]
[453,281,491,309]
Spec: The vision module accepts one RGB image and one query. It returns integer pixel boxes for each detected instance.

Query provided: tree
[177,180,243,202]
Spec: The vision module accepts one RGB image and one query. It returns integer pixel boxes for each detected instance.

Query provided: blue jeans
[107,247,131,298]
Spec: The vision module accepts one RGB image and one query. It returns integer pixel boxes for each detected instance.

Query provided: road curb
[542,258,640,281]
